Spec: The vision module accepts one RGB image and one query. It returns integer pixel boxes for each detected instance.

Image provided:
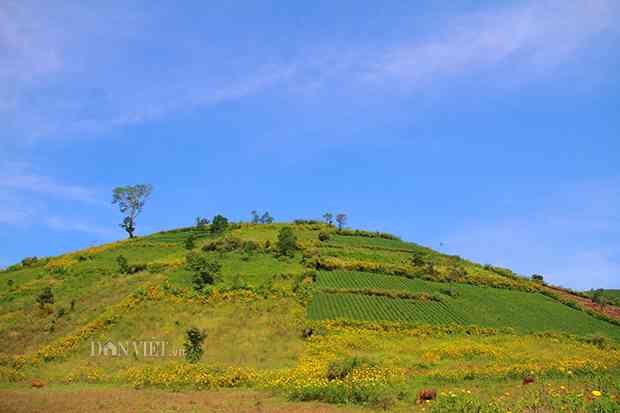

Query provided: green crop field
[314,270,620,339]
[307,293,465,324]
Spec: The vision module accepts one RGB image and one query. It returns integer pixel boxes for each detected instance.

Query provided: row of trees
[322,213,347,230]
[111,184,351,238]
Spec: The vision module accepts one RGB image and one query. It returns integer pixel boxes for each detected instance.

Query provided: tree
[112,184,153,238]
[260,212,273,224]
[276,227,298,257]
[183,327,207,363]
[195,217,209,228]
[251,210,260,224]
[592,289,608,310]
[335,213,347,230]
[210,214,229,234]
[37,287,54,309]
[185,252,221,290]
[323,213,333,225]
[531,274,544,283]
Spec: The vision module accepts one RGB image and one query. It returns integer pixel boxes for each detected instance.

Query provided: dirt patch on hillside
[0,386,365,413]
[546,286,620,321]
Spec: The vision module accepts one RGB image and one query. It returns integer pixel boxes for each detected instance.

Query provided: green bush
[21,256,39,267]
[36,287,54,309]
[318,231,331,242]
[183,327,207,363]
[184,233,197,250]
[185,252,221,290]
[326,356,375,381]
[116,255,129,274]
[276,227,298,257]
[210,214,229,234]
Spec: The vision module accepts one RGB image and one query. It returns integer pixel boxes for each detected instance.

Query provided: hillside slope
[1,222,619,411]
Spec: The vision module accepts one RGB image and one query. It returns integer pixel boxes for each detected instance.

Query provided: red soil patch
[546,286,620,321]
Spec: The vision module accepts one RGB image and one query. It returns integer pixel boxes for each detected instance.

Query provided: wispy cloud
[0,162,98,204]
[440,180,620,290]
[365,0,617,88]
[0,162,109,236]
[0,0,617,141]
[45,216,117,238]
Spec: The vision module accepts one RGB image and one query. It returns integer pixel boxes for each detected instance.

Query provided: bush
[185,252,221,290]
[532,274,544,283]
[318,231,331,242]
[242,240,259,254]
[202,236,243,253]
[184,233,197,250]
[56,307,66,318]
[276,227,298,257]
[195,216,209,228]
[210,214,229,234]
[116,255,129,274]
[36,287,54,309]
[183,327,207,363]
[21,256,39,267]
[325,356,375,381]
[116,255,145,274]
[294,219,323,225]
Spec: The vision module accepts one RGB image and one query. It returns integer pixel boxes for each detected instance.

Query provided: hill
[1,221,619,412]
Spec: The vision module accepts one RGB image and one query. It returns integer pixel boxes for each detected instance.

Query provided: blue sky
[1,0,618,290]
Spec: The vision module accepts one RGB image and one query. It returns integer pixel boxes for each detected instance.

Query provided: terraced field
[307,293,465,324]
[313,270,620,339]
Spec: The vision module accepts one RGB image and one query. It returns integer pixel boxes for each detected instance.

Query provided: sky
[1,0,619,290]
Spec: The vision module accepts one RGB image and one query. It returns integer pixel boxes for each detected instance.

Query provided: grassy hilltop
[1,221,619,412]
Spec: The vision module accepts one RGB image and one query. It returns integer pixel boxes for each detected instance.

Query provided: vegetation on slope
[0,219,618,411]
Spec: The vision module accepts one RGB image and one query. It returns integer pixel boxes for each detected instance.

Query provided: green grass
[308,293,465,324]
[315,270,620,339]
[2,222,619,412]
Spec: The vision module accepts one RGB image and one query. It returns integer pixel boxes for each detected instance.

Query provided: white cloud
[366,0,617,87]
[0,0,617,141]
[0,162,98,204]
[45,216,117,238]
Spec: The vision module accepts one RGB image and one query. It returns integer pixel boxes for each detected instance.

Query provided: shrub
[532,274,544,283]
[276,227,298,257]
[195,216,209,228]
[184,233,197,250]
[325,356,374,381]
[318,231,331,242]
[185,252,221,290]
[210,214,229,234]
[56,307,66,318]
[36,287,54,309]
[202,236,243,253]
[242,240,259,254]
[183,327,207,363]
[7,279,13,288]
[294,219,323,225]
[21,256,39,267]
[116,255,130,274]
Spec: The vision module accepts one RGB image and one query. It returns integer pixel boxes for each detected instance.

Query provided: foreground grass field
[1,222,619,411]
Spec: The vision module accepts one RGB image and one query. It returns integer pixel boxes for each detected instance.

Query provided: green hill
[1,221,619,412]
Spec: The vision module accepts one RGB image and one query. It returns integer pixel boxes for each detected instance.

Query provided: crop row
[316,270,442,293]
[307,293,465,324]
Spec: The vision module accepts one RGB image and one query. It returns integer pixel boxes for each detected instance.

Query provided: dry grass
[0,385,365,413]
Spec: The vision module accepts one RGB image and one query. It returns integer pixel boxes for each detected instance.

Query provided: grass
[1,222,619,411]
